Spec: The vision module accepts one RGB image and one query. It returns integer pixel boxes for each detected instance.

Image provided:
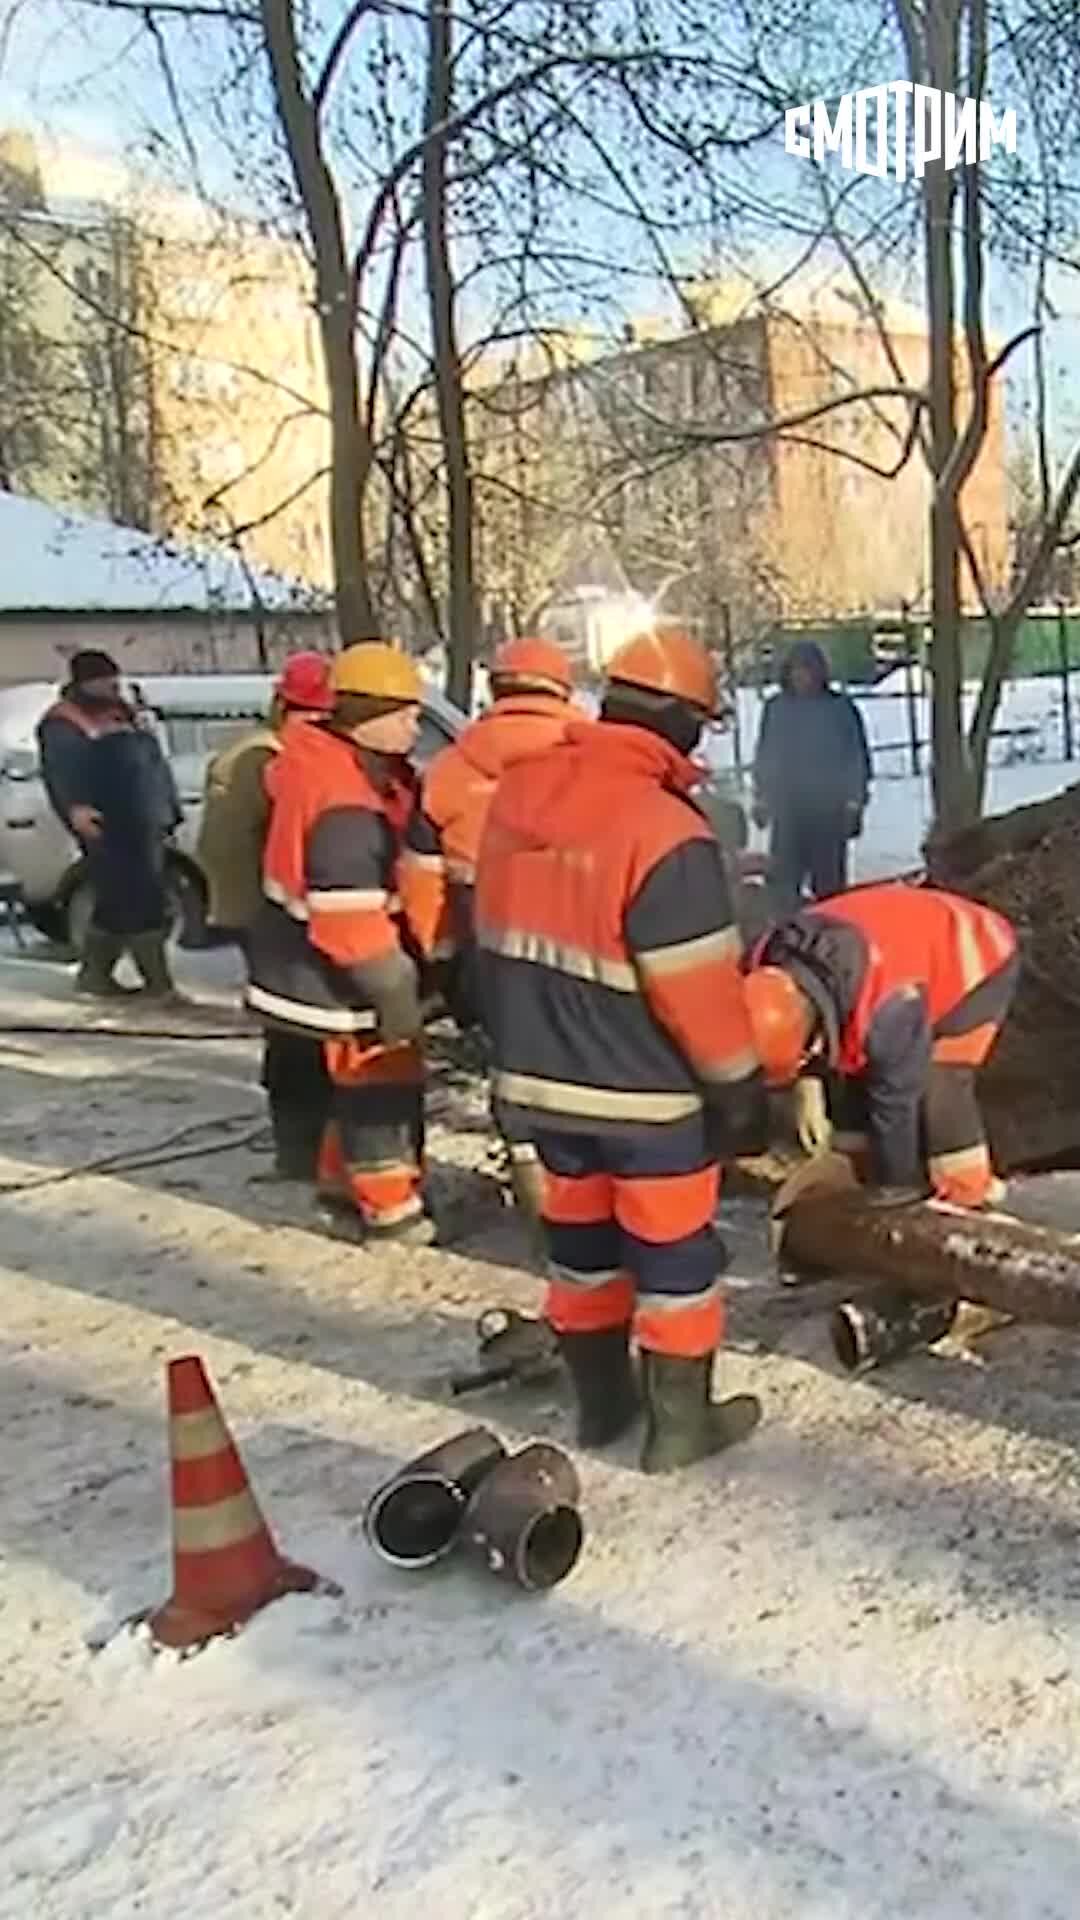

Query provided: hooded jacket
[401,692,579,963]
[474,719,766,1146]
[753,641,871,819]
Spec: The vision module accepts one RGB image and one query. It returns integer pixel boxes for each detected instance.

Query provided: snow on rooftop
[0,492,321,616]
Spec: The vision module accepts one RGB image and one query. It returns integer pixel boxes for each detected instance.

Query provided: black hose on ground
[0,1111,267,1197]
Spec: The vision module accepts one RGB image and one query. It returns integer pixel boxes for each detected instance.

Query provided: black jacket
[38,695,180,845]
[753,643,871,820]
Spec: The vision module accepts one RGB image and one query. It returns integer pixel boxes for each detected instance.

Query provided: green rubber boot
[640,1350,761,1474]
[75,929,129,998]
[557,1326,639,1447]
[128,931,184,1004]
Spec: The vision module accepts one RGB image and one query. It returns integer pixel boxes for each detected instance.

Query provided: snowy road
[5,921,1080,1917]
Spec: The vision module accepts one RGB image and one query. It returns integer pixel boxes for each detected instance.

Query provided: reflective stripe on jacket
[401,692,578,962]
[474,720,765,1137]
[247,720,416,1036]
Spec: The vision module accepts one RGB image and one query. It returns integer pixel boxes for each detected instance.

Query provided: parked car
[0,672,466,950]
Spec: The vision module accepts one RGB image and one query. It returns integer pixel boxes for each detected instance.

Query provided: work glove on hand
[844,800,866,840]
[793,1075,833,1157]
[348,951,423,1048]
[751,797,770,831]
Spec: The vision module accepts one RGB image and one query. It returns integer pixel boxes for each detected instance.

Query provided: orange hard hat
[276,650,334,711]
[491,636,572,697]
[744,966,812,1087]
[605,628,717,714]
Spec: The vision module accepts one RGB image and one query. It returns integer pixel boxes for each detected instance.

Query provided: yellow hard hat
[332,642,422,703]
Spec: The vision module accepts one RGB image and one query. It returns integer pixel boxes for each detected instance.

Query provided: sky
[2,0,1079,458]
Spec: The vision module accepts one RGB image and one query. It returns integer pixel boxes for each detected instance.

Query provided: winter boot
[265,1098,324,1181]
[75,929,131,998]
[557,1326,639,1447]
[129,931,185,1004]
[640,1350,761,1475]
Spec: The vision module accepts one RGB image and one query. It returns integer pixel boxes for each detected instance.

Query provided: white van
[0,672,465,949]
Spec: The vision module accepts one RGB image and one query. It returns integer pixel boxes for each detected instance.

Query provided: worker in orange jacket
[401,636,579,1234]
[744,883,1020,1207]
[247,642,435,1247]
[474,629,769,1473]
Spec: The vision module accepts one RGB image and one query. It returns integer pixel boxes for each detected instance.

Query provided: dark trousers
[829,956,1019,1207]
[260,1025,332,1175]
[769,811,848,917]
[925,955,1019,1205]
[87,837,168,938]
[534,1119,725,1358]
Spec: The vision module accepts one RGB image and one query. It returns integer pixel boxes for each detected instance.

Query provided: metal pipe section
[364,1427,507,1569]
[461,1443,583,1592]
[775,1153,1080,1330]
[830,1290,958,1375]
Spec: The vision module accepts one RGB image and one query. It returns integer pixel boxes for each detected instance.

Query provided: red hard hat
[491,637,572,697]
[606,628,717,714]
[744,966,811,1087]
[276,651,334,711]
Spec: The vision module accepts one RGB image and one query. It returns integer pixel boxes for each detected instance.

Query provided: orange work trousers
[319,1035,425,1233]
[533,1121,725,1359]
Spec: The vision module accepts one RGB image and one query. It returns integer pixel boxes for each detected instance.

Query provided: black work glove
[347,950,423,1047]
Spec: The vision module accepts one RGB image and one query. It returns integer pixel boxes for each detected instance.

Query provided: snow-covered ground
[5,770,1080,1919]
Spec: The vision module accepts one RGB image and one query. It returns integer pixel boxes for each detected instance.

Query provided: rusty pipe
[774,1152,1080,1330]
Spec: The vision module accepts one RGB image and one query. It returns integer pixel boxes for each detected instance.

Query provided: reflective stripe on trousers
[534,1121,724,1359]
[319,1036,425,1229]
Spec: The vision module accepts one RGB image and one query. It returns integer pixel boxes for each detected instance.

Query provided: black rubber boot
[128,931,184,1003]
[75,929,131,998]
[557,1326,639,1447]
[640,1350,761,1475]
[267,1099,324,1181]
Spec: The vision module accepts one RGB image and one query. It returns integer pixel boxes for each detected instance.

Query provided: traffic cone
[148,1355,321,1651]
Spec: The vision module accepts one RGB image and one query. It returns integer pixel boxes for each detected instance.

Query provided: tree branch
[66,0,258,18]
[313,0,386,115]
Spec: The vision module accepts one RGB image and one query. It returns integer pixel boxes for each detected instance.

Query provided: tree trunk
[422,0,476,712]
[260,0,377,645]
[922,49,973,833]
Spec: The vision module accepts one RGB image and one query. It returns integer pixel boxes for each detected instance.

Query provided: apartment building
[0,129,332,591]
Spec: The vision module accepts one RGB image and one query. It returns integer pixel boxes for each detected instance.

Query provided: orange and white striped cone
[148,1355,323,1651]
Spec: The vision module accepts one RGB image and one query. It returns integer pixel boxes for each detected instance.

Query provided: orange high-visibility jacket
[474,719,765,1141]
[247,719,417,1035]
[401,693,579,961]
[755,883,1018,1184]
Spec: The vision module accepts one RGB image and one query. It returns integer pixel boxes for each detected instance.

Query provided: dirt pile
[928,783,1080,1172]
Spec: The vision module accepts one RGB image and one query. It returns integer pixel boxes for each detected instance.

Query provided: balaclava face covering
[600,685,705,757]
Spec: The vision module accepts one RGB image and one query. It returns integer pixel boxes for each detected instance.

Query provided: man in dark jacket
[38,649,182,1000]
[752,640,872,915]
